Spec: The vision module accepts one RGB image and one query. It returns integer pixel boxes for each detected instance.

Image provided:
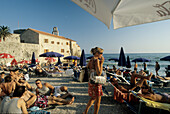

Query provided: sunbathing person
[0,72,5,83]
[110,77,129,93]
[21,87,37,108]
[129,72,153,91]
[137,90,170,104]
[153,75,170,80]
[138,69,146,76]
[14,79,34,91]
[9,69,22,81]
[48,66,63,73]
[35,79,72,98]
[0,76,16,97]
[0,86,28,114]
[35,79,74,105]
[110,72,153,93]
[35,63,45,76]
[116,68,122,75]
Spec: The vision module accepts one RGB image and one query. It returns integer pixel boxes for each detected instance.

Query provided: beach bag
[79,69,85,82]
[90,71,106,85]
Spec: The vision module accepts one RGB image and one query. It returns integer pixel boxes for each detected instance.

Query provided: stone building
[0,27,81,64]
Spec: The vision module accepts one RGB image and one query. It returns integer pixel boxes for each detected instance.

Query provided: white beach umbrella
[72,0,170,29]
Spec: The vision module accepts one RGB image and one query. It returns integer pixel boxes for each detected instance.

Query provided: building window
[21,40,25,43]
[73,44,75,47]
[44,39,48,43]
[66,42,69,45]
[57,42,60,45]
[51,41,54,44]
[61,42,63,45]
[44,49,49,53]
[67,51,69,53]
[61,49,64,53]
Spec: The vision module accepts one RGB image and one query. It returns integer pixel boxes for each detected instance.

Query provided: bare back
[0,82,15,96]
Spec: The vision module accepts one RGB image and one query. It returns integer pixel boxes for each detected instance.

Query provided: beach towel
[113,86,129,103]
[29,110,50,114]
[109,82,138,103]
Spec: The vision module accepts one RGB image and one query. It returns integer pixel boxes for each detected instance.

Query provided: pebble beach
[28,74,132,114]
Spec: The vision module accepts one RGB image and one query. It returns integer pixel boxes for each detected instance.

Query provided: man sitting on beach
[0,72,5,83]
[0,76,16,98]
[0,86,28,114]
[35,79,74,105]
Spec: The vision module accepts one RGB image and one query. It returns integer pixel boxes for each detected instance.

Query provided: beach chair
[166,65,170,77]
[65,69,74,76]
[130,91,170,114]
[41,68,64,77]
[108,82,138,103]
[107,72,130,85]
[108,82,139,114]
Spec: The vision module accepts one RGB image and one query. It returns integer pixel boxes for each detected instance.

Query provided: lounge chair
[107,72,130,85]
[41,68,64,77]
[108,81,139,114]
[130,91,170,113]
[108,82,138,103]
[65,69,74,76]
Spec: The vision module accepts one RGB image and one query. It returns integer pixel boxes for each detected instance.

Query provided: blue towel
[29,110,50,114]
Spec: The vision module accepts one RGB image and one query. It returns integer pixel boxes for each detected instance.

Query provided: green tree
[0,25,11,41]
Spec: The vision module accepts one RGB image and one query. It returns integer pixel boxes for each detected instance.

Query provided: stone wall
[0,34,39,64]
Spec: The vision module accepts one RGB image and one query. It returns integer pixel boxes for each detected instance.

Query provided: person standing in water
[155,61,160,76]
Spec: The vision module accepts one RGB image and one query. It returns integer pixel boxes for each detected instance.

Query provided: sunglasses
[99,52,103,54]
[36,82,40,85]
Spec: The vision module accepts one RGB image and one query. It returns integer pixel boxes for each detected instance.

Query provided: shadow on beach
[28,75,134,114]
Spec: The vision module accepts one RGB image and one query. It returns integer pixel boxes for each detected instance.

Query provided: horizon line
[86,52,170,54]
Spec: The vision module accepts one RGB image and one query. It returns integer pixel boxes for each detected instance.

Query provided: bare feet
[147,72,153,80]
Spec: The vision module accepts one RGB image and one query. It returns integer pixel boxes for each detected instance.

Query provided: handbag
[90,71,106,85]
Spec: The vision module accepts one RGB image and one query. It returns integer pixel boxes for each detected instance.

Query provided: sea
[86,53,170,77]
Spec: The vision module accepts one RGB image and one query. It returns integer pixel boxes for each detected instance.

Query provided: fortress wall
[0,41,39,64]
[0,32,81,65]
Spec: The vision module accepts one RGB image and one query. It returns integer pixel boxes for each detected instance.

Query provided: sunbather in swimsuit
[138,92,170,103]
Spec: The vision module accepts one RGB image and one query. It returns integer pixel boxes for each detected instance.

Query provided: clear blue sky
[1,0,170,54]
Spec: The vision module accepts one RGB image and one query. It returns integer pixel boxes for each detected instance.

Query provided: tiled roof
[28,28,76,42]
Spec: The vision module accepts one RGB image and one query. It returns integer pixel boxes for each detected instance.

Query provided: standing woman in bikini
[83,47,104,114]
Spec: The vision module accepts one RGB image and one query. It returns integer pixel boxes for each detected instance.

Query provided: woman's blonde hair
[91,47,104,55]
